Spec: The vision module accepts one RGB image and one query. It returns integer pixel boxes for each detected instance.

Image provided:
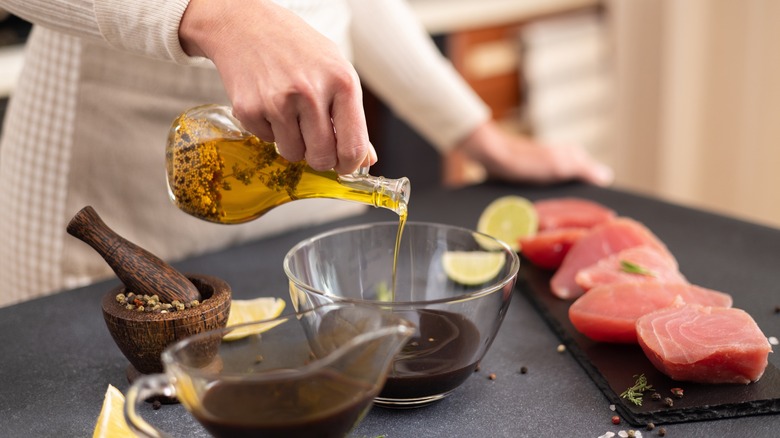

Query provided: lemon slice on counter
[476,195,538,251]
[442,251,507,285]
[93,385,134,438]
[223,297,286,341]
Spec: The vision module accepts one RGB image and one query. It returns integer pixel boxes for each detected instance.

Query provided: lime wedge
[477,196,538,251]
[442,251,507,285]
[224,297,286,341]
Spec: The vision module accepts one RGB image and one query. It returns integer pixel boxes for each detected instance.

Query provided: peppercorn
[646,422,655,431]
[664,397,674,407]
[152,400,162,410]
[488,373,497,381]
[658,427,667,436]
[627,430,636,438]
[557,344,566,353]
[651,392,662,401]
[611,415,621,425]
[519,366,528,374]
[116,291,202,313]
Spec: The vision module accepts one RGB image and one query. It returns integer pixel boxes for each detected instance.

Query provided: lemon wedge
[93,385,134,438]
[476,195,538,251]
[442,251,507,285]
[223,297,286,341]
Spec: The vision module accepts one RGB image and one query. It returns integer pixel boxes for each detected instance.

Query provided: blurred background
[375,0,780,229]
[1,0,778,228]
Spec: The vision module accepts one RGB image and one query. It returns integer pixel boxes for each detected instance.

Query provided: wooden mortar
[102,274,231,382]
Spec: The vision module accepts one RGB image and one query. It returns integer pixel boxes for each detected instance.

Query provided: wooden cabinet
[446,24,523,121]
[366,1,603,189]
[441,23,525,187]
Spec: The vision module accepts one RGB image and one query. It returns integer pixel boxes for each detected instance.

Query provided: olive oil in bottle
[165,104,410,225]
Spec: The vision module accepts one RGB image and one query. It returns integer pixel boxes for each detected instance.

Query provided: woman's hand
[457,121,614,186]
[179,0,375,174]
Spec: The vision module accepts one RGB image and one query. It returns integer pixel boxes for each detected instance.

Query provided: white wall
[608,0,780,228]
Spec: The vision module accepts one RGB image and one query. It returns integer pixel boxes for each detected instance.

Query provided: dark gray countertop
[1,181,778,437]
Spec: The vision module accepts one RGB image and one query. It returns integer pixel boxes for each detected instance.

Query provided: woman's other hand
[457,121,614,187]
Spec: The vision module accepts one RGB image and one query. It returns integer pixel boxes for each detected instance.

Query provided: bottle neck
[338,173,410,216]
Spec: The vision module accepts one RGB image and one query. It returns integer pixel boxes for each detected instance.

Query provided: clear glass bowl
[284,221,520,408]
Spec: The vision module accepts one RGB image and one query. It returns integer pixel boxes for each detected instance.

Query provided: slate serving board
[516,264,780,427]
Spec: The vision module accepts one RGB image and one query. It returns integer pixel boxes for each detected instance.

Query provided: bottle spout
[339,171,411,216]
[377,175,410,216]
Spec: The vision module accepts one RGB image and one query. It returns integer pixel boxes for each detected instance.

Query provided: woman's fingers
[187,0,374,174]
[330,72,371,174]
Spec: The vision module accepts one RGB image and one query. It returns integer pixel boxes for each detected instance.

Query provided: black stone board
[518,264,780,427]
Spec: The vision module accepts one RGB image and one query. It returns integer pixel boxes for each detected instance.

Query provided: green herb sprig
[620,260,657,277]
[620,374,654,406]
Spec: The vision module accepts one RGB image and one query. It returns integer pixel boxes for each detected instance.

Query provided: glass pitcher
[125,302,414,438]
[165,104,410,224]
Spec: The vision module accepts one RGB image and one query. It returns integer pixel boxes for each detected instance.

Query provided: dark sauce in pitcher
[192,369,378,438]
[380,309,481,399]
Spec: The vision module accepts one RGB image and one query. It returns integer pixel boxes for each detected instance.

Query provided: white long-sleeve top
[0,0,489,307]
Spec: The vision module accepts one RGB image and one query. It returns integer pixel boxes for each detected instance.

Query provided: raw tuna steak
[568,282,733,343]
[575,245,687,291]
[636,304,772,384]
[535,197,616,231]
[550,218,671,299]
[520,228,588,270]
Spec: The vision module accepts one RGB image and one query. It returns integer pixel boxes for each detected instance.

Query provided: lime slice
[442,251,507,285]
[93,385,134,438]
[224,297,286,341]
[476,195,538,251]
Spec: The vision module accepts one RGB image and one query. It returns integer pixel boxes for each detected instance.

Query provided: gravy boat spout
[299,302,416,386]
[126,303,413,438]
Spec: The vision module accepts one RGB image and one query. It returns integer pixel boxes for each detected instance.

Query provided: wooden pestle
[67,206,201,303]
